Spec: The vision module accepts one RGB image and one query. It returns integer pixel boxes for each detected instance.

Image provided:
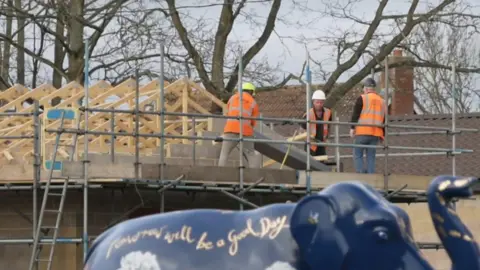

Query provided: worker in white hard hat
[300,89,332,157]
[218,82,259,167]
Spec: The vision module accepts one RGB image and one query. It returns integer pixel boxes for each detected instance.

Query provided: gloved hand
[349,129,355,138]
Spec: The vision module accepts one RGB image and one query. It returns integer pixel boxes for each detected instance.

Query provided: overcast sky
[177,0,479,84]
[3,0,477,110]
[96,0,479,109]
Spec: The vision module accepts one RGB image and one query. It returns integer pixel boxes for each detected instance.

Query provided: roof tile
[255,83,362,120]
[272,113,480,177]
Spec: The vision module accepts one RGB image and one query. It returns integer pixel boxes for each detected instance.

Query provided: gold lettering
[245,219,261,237]
[435,192,446,206]
[196,232,214,250]
[227,229,245,256]
[216,239,225,247]
[105,215,289,259]
[258,216,288,239]
[181,226,196,243]
[436,225,447,238]
[463,235,473,242]
[431,213,444,224]
[164,231,179,243]
[164,226,196,244]
[454,178,470,187]
[106,227,166,259]
[438,180,451,191]
[226,215,288,256]
[449,230,462,238]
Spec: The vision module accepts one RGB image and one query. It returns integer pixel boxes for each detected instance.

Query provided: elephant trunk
[427,176,480,270]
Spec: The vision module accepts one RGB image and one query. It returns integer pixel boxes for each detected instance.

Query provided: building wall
[0,190,477,269]
[398,196,480,269]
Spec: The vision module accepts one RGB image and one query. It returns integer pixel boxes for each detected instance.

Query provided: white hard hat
[312,90,326,100]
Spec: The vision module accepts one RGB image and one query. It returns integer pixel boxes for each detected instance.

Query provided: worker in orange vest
[300,90,332,157]
[218,82,260,167]
[349,78,386,174]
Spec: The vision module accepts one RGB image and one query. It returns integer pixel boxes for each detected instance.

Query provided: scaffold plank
[61,161,135,179]
[141,164,297,184]
[0,161,438,193]
[298,171,435,191]
[60,162,298,184]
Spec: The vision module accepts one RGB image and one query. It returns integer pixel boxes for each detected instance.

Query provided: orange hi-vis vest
[223,92,259,136]
[355,92,386,138]
[308,108,331,152]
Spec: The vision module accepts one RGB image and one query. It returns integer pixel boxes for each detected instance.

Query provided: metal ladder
[28,109,80,270]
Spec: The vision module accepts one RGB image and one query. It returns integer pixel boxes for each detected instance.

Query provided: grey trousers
[218,133,255,167]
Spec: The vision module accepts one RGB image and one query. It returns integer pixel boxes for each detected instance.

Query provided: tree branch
[211,0,239,90]
[0,32,69,79]
[224,0,281,93]
[322,0,390,95]
[0,5,74,55]
[324,0,456,108]
[166,0,218,95]
[373,59,480,73]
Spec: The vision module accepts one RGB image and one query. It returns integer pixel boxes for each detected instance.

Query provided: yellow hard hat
[242,82,256,92]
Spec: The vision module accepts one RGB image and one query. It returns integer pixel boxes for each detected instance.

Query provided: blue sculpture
[84,176,479,270]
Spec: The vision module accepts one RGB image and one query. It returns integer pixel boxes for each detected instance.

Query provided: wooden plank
[182,81,189,144]
[287,132,309,142]
[313,155,328,161]
[0,84,29,104]
[141,164,298,184]
[0,77,225,163]
[298,171,434,191]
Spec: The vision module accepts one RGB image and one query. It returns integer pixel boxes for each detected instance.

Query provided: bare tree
[287,0,480,109]
[0,0,170,90]
[406,13,480,113]
[14,0,25,85]
[1,0,478,117]
[0,0,300,104]
[1,0,13,89]
[164,0,284,100]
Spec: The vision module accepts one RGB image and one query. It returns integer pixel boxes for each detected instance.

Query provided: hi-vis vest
[307,108,331,152]
[223,92,259,136]
[355,93,386,138]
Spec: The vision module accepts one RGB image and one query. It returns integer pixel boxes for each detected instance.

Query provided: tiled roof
[271,113,480,177]
[255,83,363,120]
[255,85,307,119]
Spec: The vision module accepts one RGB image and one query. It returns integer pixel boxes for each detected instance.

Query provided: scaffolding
[0,43,475,267]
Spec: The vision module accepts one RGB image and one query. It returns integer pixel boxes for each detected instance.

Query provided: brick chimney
[380,49,415,115]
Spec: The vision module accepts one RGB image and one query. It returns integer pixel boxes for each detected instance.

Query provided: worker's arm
[326,112,333,139]
[251,103,259,127]
[382,114,386,138]
[300,112,307,129]
[225,96,234,115]
[350,96,363,129]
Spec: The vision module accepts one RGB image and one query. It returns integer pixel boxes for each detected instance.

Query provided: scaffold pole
[159,43,166,213]
[383,57,390,191]
[305,48,312,195]
[82,38,90,261]
[238,52,245,211]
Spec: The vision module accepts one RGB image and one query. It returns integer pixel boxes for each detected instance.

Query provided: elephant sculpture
[84,175,479,270]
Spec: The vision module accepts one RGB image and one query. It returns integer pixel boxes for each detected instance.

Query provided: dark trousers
[305,145,326,156]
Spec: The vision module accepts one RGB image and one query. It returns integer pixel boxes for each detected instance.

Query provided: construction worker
[349,78,386,174]
[218,82,259,167]
[300,90,332,156]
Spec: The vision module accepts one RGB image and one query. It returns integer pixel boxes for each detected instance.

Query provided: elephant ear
[290,194,345,270]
